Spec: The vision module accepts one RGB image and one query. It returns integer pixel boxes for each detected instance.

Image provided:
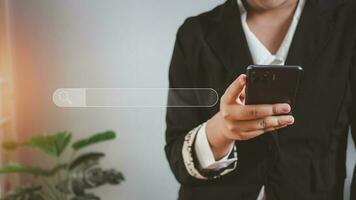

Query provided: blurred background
[0,0,355,199]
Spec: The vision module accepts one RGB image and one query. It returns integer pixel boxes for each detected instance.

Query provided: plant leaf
[54,132,72,156]
[26,131,72,158]
[0,163,68,177]
[72,131,116,151]
[0,163,45,176]
[27,135,57,157]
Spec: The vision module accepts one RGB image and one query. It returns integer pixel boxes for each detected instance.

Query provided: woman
[165,0,356,199]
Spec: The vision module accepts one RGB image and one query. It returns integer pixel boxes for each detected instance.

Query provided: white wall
[5,0,355,199]
[6,0,224,199]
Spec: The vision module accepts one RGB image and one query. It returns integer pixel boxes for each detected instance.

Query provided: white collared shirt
[193,0,306,199]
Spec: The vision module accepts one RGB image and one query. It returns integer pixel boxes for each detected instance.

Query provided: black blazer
[165,0,356,199]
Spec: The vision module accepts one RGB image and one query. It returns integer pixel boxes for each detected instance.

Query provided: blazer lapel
[285,0,338,71]
[205,0,253,80]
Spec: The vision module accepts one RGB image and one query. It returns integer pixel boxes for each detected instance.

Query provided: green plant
[0,130,124,200]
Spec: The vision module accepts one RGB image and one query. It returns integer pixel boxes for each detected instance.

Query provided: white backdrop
[5,0,355,199]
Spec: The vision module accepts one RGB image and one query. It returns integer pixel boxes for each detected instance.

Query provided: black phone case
[245,65,303,109]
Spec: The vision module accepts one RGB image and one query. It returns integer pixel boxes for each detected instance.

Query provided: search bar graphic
[53,88,219,108]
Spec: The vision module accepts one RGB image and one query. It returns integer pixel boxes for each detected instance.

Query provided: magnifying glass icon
[58,91,72,105]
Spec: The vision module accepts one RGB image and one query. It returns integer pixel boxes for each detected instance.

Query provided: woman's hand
[206,74,294,160]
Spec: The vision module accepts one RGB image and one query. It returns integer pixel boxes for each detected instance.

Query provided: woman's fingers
[229,115,294,132]
[222,74,246,104]
[222,103,291,121]
[217,74,295,142]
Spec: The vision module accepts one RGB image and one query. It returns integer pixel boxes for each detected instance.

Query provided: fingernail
[285,116,294,124]
[282,105,291,113]
[240,76,246,84]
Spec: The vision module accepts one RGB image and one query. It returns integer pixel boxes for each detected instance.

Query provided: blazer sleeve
[165,21,237,185]
[350,39,356,200]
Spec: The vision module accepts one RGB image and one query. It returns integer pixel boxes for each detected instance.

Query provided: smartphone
[245,65,303,110]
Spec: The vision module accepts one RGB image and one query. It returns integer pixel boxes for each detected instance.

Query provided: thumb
[223,74,246,104]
